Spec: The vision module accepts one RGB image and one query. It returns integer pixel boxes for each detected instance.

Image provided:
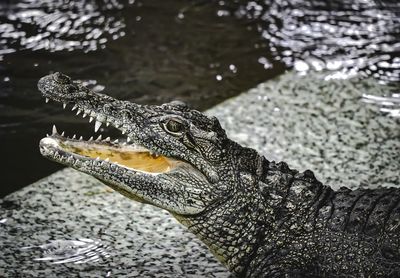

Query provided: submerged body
[38,73,400,277]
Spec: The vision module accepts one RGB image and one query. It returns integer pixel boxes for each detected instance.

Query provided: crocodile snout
[38,72,87,101]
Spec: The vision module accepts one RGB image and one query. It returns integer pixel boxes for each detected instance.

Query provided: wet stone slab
[0,169,231,277]
[210,72,399,190]
[0,71,399,277]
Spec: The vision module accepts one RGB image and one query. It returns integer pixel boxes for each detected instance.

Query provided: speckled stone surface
[1,71,399,277]
[0,169,231,277]
[210,72,399,190]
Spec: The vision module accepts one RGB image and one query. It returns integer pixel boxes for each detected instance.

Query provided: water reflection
[22,238,111,264]
[0,0,399,197]
[0,0,127,58]
[230,0,400,83]
[0,0,277,196]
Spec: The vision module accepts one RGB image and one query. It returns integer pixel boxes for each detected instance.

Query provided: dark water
[0,0,399,197]
[0,0,283,197]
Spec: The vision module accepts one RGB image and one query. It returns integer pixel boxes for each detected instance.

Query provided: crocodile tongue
[40,131,182,175]
[59,139,173,174]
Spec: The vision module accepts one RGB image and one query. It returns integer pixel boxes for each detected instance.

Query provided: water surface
[0,0,282,196]
[0,0,399,197]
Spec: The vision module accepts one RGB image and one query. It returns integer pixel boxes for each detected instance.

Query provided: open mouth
[40,131,176,175]
[38,75,180,176]
[38,72,217,215]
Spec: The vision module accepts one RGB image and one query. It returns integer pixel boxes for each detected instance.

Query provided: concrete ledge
[210,72,399,189]
[1,71,398,277]
[0,168,230,277]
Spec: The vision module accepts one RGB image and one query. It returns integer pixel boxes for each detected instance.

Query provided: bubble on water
[217,10,230,17]
[294,60,309,72]
[258,56,273,69]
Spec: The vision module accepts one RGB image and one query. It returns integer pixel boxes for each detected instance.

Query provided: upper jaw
[38,72,175,176]
[37,72,219,184]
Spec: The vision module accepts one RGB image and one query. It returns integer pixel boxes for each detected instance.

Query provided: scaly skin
[38,72,400,277]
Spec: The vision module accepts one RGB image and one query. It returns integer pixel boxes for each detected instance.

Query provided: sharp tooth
[89,117,94,123]
[82,113,87,118]
[105,137,111,142]
[71,105,78,111]
[52,125,58,135]
[45,98,49,103]
[79,136,83,140]
[113,139,119,143]
[89,136,93,141]
[127,137,131,143]
[105,158,110,162]
[106,122,110,127]
[96,135,102,141]
[94,121,102,132]
[46,133,49,137]
[72,134,76,139]
[61,131,65,136]
[122,130,125,134]
[63,103,67,109]
[96,157,100,160]
[76,109,82,116]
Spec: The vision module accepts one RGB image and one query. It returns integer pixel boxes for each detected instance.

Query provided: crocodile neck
[174,142,331,275]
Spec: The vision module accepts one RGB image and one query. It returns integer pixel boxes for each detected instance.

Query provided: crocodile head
[38,72,234,216]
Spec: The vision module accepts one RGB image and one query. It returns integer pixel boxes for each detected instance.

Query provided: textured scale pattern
[36,72,400,277]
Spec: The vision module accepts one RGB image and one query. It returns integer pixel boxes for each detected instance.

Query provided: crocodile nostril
[54,72,71,84]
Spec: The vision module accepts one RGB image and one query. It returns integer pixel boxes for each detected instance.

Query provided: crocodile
[37,72,400,277]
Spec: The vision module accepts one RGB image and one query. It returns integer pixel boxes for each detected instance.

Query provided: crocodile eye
[163,119,184,135]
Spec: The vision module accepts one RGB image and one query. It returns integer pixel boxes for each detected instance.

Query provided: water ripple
[231,0,400,83]
[362,92,400,117]
[0,0,128,59]
[22,238,111,264]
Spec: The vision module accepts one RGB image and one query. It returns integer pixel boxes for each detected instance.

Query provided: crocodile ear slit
[184,133,197,149]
